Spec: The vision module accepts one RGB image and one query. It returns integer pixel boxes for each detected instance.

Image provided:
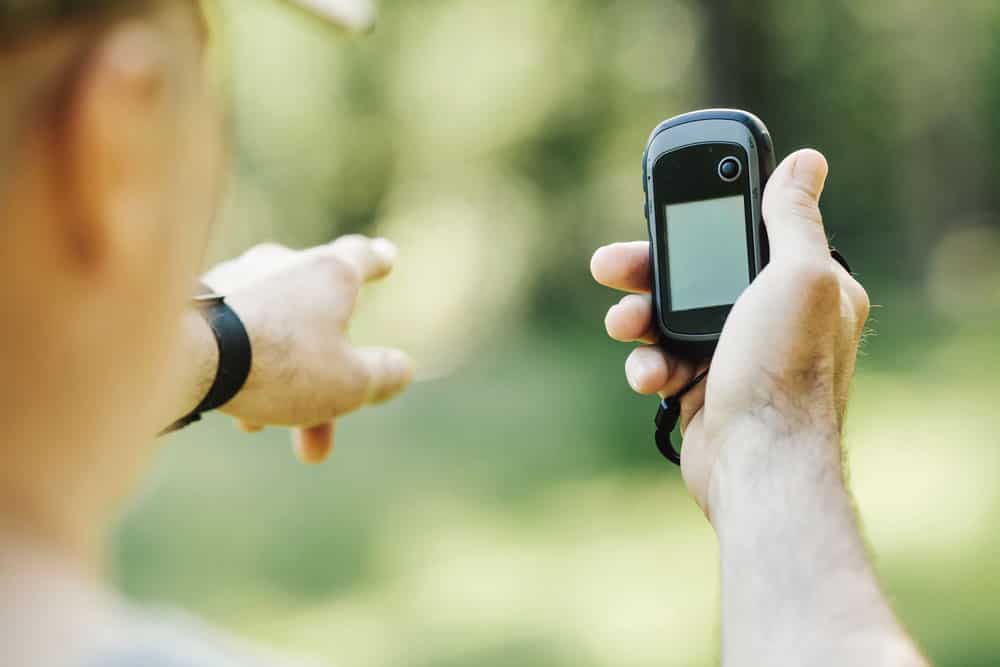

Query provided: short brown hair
[0,1,157,44]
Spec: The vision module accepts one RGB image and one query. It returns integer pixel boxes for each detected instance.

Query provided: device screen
[665,195,750,311]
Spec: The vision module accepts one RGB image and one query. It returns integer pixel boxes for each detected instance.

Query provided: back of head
[0,0,222,561]
[0,1,160,188]
[1,1,129,40]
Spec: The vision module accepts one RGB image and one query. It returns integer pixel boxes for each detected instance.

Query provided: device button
[643,200,649,222]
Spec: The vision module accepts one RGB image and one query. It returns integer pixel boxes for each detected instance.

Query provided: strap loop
[653,371,707,465]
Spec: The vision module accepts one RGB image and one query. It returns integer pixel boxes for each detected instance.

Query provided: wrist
[208,291,267,418]
[706,420,845,529]
[161,308,219,429]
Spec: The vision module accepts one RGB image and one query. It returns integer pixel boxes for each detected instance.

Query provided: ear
[62,19,179,271]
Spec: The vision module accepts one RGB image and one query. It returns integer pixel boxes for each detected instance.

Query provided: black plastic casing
[642,109,777,360]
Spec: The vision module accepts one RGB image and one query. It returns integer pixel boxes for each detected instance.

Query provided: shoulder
[84,607,330,667]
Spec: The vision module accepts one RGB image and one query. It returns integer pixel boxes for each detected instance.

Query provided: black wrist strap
[162,289,252,435]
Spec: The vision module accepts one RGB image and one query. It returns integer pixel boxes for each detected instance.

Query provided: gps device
[643,109,852,464]
[643,109,775,360]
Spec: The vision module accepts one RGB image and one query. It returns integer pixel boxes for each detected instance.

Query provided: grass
[114,311,1000,666]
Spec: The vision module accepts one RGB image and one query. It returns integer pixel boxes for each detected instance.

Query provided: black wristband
[162,287,252,435]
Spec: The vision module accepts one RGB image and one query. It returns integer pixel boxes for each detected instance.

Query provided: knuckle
[314,250,361,285]
[782,259,840,308]
[330,351,370,414]
[350,357,373,405]
[782,186,823,225]
[245,242,286,259]
[365,350,396,403]
[850,281,871,322]
[836,269,870,326]
[783,258,839,298]
[332,234,369,253]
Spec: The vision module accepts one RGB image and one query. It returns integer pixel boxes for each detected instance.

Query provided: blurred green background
[113,0,1000,665]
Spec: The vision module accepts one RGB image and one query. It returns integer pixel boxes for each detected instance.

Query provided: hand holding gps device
[643,109,775,360]
[643,109,850,464]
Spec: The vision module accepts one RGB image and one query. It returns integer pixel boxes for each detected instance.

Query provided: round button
[718,157,742,182]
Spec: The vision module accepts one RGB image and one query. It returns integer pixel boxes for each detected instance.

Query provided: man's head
[0,0,372,556]
[0,0,223,556]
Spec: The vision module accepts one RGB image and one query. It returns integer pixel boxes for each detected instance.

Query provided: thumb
[761,148,831,263]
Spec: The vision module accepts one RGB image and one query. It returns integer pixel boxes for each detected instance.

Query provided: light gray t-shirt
[86,609,329,667]
[1,539,316,667]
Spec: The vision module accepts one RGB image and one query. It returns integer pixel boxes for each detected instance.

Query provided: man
[0,2,927,667]
[592,150,928,665]
[1,1,410,665]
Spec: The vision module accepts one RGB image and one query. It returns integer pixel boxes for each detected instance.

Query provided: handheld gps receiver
[643,109,852,464]
[643,109,775,360]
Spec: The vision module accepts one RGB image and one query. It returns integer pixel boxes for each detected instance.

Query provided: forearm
[711,428,927,667]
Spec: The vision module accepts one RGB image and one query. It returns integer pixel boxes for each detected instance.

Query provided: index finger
[590,242,651,293]
[325,235,398,283]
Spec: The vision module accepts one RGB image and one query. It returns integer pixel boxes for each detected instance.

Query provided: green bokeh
[114,0,1000,665]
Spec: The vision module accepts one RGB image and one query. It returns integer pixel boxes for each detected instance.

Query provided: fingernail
[626,354,652,392]
[790,149,828,197]
[371,237,398,263]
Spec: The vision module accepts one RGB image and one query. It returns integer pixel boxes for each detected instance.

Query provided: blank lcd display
[665,195,750,312]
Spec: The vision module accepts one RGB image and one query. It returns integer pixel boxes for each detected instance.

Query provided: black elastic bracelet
[162,291,252,435]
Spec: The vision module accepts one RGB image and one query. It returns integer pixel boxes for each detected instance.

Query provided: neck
[0,413,130,572]
[0,479,107,573]
[0,348,156,572]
